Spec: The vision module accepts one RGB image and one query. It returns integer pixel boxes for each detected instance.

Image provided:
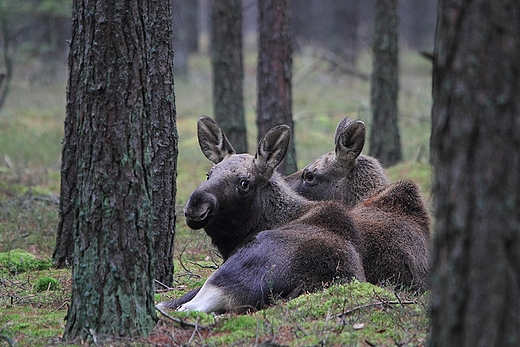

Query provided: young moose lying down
[285,117,431,292]
[157,116,366,314]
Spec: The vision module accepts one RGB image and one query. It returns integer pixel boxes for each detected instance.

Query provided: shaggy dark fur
[286,117,431,292]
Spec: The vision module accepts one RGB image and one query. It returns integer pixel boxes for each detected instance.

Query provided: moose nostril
[184,194,217,222]
[185,204,210,222]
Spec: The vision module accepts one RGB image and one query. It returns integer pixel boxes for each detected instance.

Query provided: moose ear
[255,124,291,176]
[197,116,236,164]
[333,117,354,145]
[335,120,366,165]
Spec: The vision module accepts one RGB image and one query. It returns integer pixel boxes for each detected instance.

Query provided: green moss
[163,310,216,327]
[284,281,392,319]
[0,249,52,273]
[33,276,60,292]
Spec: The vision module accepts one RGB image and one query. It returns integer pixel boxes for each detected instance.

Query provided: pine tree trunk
[369,0,402,167]
[60,0,176,340]
[212,0,247,153]
[148,0,177,287]
[257,0,296,174]
[430,0,520,346]
[54,0,177,287]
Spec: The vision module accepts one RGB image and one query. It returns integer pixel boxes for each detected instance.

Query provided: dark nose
[183,189,217,229]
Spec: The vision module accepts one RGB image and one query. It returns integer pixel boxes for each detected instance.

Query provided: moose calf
[285,117,390,207]
[286,117,431,292]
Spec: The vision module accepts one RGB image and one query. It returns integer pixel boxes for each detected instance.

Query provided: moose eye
[238,179,250,192]
[303,171,317,186]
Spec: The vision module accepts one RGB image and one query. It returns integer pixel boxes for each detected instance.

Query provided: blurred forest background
[0,0,436,170]
[0,0,436,101]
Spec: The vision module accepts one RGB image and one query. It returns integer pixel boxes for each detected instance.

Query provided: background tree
[0,0,71,110]
[0,8,13,111]
[172,0,198,79]
[429,0,520,346]
[290,1,361,65]
[211,0,247,153]
[257,0,296,174]
[369,0,402,167]
[60,0,177,340]
[330,1,360,65]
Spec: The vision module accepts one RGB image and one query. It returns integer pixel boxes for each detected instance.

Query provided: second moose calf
[286,117,431,292]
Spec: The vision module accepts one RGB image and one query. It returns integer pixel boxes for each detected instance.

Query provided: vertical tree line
[211,0,247,153]
[257,0,296,174]
[369,0,402,167]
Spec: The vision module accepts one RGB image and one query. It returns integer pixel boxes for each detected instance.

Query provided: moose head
[184,116,309,260]
[285,117,390,207]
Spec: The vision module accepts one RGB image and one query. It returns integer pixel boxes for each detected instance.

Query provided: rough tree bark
[429,0,520,346]
[257,0,296,174]
[369,0,402,167]
[211,0,247,153]
[149,0,178,287]
[54,0,177,287]
[60,0,177,340]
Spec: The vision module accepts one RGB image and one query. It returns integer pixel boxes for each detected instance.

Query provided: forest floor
[1,49,433,346]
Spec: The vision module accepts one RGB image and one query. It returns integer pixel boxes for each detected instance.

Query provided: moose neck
[260,176,313,229]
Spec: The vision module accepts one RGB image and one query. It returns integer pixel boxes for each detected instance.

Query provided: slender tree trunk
[429,0,520,346]
[61,0,176,340]
[257,0,296,174]
[0,14,13,112]
[211,0,247,153]
[331,1,360,65]
[149,0,178,287]
[172,0,198,79]
[369,0,402,167]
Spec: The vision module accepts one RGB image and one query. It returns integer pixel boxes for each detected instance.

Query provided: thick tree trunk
[54,1,177,287]
[369,0,402,167]
[60,0,176,340]
[257,0,296,174]
[211,0,247,153]
[430,0,520,346]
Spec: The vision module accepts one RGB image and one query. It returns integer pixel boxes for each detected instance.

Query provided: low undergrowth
[0,225,430,347]
[153,281,429,347]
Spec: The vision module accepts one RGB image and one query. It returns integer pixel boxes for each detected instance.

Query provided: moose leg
[177,272,237,314]
[156,287,201,311]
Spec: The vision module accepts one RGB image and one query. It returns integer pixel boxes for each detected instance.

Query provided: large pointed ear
[197,116,236,164]
[335,120,366,165]
[334,117,353,145]
[254,125,291,177]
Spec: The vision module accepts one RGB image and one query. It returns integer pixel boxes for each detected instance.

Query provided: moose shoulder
[286,117,431,292]
[157,116,366,313]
